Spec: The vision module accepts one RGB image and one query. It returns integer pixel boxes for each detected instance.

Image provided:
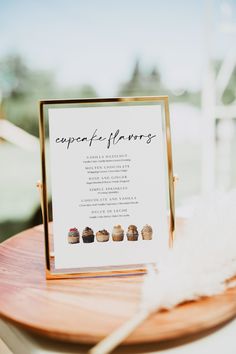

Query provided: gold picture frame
[38,96,175,279]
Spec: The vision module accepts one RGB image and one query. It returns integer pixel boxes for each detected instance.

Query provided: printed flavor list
[78,154,138,219]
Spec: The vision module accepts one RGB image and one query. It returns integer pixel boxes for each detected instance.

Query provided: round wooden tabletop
[0,223,236,345]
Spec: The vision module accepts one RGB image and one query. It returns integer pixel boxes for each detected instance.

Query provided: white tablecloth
[1,317,236,354]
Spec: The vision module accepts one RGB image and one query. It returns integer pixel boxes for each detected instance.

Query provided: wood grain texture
[0,223,236,344]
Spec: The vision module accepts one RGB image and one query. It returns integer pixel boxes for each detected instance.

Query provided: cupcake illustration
[82,227,95,243]
[141,225,153,240]
[68,228,80,244]
[126,225,139,241]
[112,225,124,241]
[96,229,110,242]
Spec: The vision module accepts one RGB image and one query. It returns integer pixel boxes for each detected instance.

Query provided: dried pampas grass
[142,190,236,312]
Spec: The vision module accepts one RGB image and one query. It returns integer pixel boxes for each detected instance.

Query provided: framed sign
[39,96,175,279]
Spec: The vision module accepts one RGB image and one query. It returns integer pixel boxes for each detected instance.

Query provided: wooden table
[1,223,236,353]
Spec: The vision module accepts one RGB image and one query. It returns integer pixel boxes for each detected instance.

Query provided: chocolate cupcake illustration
[126,225,139,241]
[68,228,80,244]
[141,224,153,240]
[96,229,110,242]
[112,225,124,241]
[82,227,94,243]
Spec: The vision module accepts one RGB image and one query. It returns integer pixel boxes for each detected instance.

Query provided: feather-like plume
[154,190,236,308]
[89,190,236,354]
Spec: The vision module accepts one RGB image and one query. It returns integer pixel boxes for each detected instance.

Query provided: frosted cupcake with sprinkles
[67,228,80,244]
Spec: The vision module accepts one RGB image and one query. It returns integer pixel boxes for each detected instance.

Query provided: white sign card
[40,98,174,275]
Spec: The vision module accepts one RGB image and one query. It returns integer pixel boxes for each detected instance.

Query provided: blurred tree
[0,54,98,136]
[118,59,165,96]
[79,84,97,98]
[0,54,56,136]
[118,59,200,105]
[0,55,30,98]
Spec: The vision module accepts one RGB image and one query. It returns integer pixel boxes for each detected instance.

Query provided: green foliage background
[0,54,235,240]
